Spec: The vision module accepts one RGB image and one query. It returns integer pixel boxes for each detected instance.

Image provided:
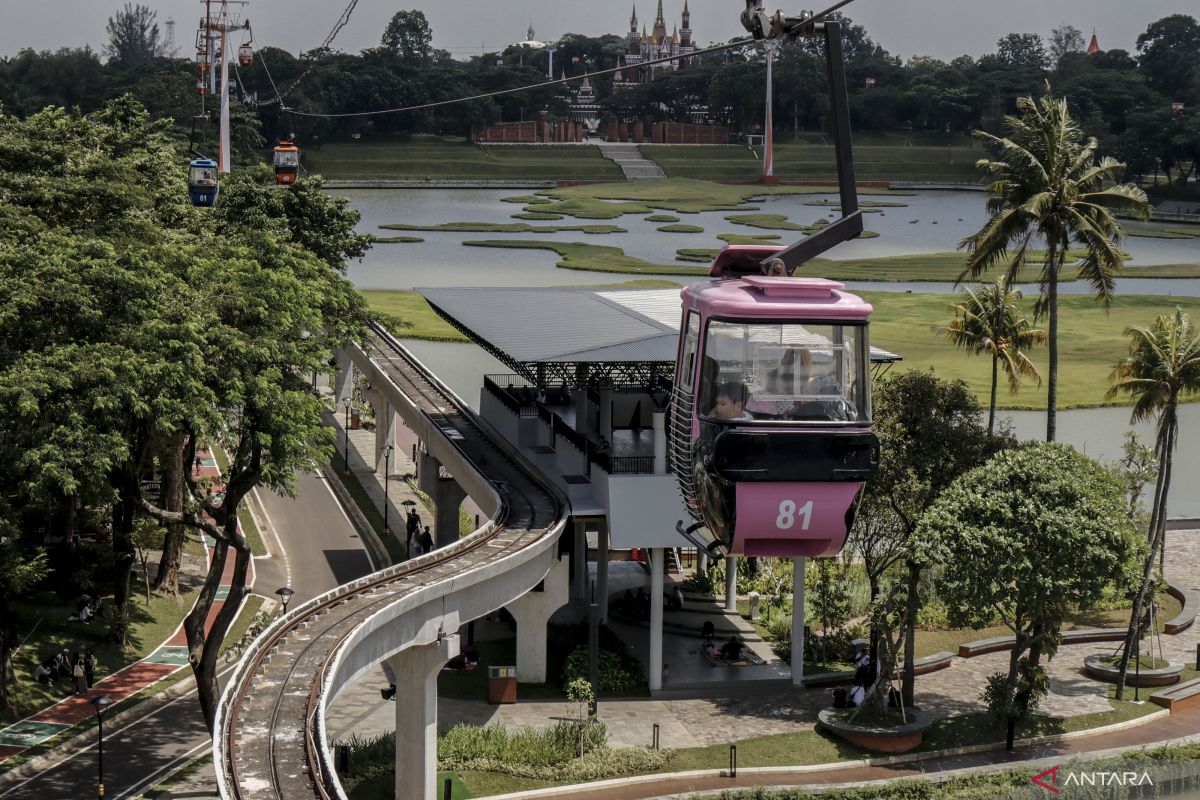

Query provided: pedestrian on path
[405,509,420,554]
[419,526,434,556]
[85,649,97,688]
[72,654,87,695]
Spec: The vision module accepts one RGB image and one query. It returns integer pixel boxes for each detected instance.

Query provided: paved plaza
[324,528,1200,751]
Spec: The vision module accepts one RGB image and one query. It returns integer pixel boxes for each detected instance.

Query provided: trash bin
[488,666,517,704]
[350,407,361,430]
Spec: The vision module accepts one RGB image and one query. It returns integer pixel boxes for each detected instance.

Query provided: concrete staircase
[598,142,665,180]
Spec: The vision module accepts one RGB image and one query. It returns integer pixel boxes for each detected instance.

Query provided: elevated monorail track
[214,322,567,799]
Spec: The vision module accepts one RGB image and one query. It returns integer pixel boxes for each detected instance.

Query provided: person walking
[84,649,97,688]
[419,525,434,556]
[72,653,87,696]
[405,509,420,555]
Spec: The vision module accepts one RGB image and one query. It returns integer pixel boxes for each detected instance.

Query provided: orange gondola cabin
[272,140,300,186]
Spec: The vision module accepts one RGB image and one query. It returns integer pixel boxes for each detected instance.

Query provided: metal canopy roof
[418,287,900,386]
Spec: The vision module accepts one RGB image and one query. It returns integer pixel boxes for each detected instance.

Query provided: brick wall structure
[472,119,584,144]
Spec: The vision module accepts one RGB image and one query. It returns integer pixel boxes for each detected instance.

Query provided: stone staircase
[597,142,665,180]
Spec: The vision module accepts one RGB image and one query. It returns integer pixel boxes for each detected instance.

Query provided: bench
[801,651,954,688]
[1164,581,1199,635]
[1149,677,1200,713]
[958,628,1124,658]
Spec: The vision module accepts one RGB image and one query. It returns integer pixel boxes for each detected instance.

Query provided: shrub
[562,646,642,693]
[438,720,605,768]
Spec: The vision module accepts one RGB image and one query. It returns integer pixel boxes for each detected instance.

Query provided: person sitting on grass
[34,661,54,686]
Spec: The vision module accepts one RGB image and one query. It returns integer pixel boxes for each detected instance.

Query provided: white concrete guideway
[213,324,569,800]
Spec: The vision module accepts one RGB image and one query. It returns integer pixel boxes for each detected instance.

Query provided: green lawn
[519,178,905,219]
[3,581,200,725]
[865,291,1200,409]
[912,592,1182,658]
[463,240,699,275]
[306,140,622,181]
[641,137,984,183]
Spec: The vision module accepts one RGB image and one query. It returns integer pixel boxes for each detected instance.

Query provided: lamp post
[90,695,112,799]
[275,586,295,614]
[342,397,352,475]
[382,443,394,535]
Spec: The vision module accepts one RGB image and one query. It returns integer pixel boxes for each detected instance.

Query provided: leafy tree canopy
[105,3,162,69]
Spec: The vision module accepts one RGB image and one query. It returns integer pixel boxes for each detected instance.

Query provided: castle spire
[1087,29,1101,55]
[630,4,638,32]
[682,0,690,28]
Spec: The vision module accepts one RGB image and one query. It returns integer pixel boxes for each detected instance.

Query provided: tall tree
[380,10,433,65]
[914,442,1141,748]
[936,278,1047,436]
[1107,310,1200,699]
[1136,15,1200,99]
[104,3,162,69]
[868,371,1007,706]
[959,88,1149,442]
[1048,24,1084,71]
[996,33,1049,70]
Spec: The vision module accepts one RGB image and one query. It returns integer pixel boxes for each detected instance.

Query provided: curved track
[214,323,566,799]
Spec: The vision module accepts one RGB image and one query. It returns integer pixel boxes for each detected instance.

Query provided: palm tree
[959,87,1149,442]
[1106,310,1200,700]
[936,278,1047,436]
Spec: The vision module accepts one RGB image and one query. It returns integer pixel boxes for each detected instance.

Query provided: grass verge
[328,449,407,564]
[306,140,622,181]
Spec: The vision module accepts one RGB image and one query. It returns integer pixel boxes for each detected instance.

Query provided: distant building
[567,75,603,133]
[1087,29,1101,56]
[614,1,695,90]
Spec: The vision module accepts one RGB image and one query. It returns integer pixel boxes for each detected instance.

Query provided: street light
[275,586,295,614]
[342,397,352,475]
[382,443,394,535]
[90,694,112,799]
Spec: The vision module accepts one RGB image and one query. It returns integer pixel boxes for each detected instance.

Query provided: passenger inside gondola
[709,381,751,421]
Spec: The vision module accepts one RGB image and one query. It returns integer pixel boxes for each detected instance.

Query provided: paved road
[0,469,374,799]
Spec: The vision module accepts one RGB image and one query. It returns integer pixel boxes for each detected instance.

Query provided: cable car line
[260,0,857,119]
[239,0,363,107]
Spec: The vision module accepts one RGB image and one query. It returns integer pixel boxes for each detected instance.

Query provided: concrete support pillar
[649,547,664,691]
[572,519,587,603]
[431,479,466,550]
[333,350,353,403]
[724,555,738,612]
[599,387,613,440]
[597,519,610,624]
[418,451,466,549]
[372,394,396,474]
[389,635,458,800]
[507,557,569,683]
[792,556,806,687]
[652,411,667,474]
[574,388,591,436]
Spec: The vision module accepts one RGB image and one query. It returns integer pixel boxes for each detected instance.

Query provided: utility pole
[762,39,779,182]
[198,1,249,174]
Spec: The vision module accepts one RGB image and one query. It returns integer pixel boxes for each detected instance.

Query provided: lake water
[336,187,1199,519]
[340,188,1200,294]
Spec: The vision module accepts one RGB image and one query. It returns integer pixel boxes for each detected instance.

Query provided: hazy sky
[3,1,1197,62]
